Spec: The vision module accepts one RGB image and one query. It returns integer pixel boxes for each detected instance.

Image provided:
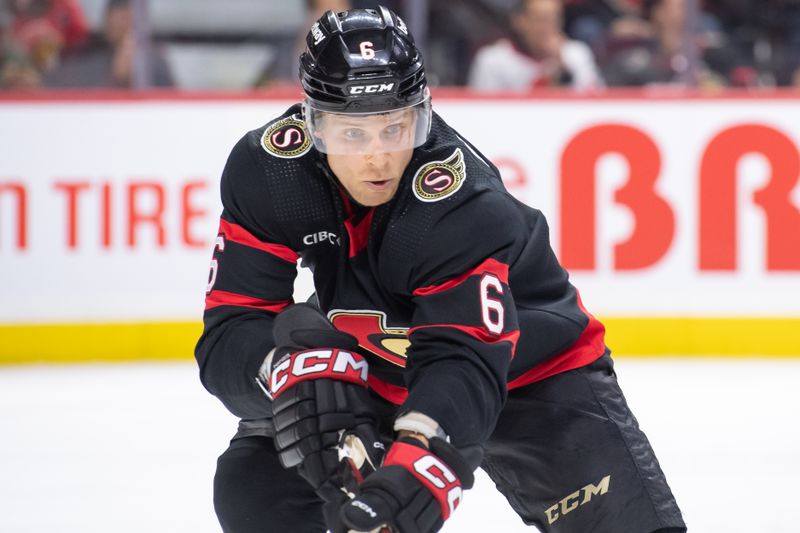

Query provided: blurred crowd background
[2,0,800,92]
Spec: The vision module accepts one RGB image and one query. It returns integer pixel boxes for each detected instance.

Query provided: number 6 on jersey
[480,274,504,335]
[206,235,225,293]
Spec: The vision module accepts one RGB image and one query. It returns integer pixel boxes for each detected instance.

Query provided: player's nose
[363,132,395,156]
[364,148,390,166]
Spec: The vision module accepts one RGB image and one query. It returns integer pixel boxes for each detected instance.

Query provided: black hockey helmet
[300,6,427,112]
[300,6,432,154]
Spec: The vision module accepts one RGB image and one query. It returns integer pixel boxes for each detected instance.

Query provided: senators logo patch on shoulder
[412,148,466,202]
[261,114,312,158]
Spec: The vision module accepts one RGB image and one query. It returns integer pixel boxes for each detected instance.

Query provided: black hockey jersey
[195,105,606,447]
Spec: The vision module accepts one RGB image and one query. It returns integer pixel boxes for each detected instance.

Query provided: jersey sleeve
[397,191,524,447]
[195,132,299,419]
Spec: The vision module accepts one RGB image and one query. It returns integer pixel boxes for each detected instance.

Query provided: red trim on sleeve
[409,324,520,354]
[205,290,292,313]
[367,375,408,405]
[218,219,299,263]
[507,292,606,389]
[413,258,509,297]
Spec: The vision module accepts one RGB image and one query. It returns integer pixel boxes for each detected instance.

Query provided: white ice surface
[1,358,798,533]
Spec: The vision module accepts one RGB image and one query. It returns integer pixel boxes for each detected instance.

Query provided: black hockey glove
[321,425,388,528]
[257,304,381,498]
[336,437,475,533]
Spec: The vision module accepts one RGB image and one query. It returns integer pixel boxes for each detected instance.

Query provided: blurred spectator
[600,0,738,87]
[308,0,353,23]
[565,0,653,57]
[468,0,603,91]
[426,0,511,87]
[256,0,351,88]
[255,0,400,89]
[0,56,40,88]
[9,0,88,47]
[705,0,800,87]
[4,0,799,92]
[792,66,800,88]
[44,0,172,88]
[1,42,42,89]
[6,0,88,74]
[1,2,41,88]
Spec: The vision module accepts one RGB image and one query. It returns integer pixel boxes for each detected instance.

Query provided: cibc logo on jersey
[303,230,339,247]
[261,114,312,159]
[413,148,466,202]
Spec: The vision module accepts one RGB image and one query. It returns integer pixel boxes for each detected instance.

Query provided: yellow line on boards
[0,318,798,364]
[0,322,203,364]
[602,317,800,357]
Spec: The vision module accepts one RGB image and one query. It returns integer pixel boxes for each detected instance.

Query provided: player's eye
[343,128,366,141]
[381,123,404,139]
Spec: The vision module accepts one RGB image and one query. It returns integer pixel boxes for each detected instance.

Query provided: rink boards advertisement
[1,91,799,361]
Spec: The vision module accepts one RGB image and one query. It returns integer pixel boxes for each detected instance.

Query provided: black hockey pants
[213,353,686,533]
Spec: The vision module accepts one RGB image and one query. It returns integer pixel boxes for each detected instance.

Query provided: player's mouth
[365,179,392,190]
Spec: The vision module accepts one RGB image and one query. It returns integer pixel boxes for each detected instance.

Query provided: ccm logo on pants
[544,475,611,525]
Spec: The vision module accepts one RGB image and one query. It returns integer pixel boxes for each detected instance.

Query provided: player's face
[319,110,416,206]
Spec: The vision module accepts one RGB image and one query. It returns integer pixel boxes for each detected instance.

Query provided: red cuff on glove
[270,348,369,398]
[383,441,463,520]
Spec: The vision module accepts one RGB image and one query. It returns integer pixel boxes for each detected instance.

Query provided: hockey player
[195,6,686,533]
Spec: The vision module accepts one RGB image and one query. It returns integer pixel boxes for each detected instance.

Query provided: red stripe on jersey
[344,208,374,258]
[413,258,509,297]
[507,292,605,389]
[205,290,291,313]
[218,219,298,263]
[368,374,408,405]
[409,323,520,354]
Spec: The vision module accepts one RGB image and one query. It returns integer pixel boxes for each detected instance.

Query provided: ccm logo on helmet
[270,349,368,397]
[348,82,395,95]
[310,22,325,45]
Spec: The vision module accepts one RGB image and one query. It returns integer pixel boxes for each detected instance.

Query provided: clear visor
[304,96,432,155]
